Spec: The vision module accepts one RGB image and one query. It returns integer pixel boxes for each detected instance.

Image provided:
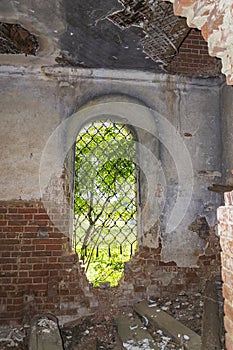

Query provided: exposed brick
[219,223,233,239]
[34,214,50,220]
[43,263,63,270]
[4,226,24,232]
[158,260,177,266]
[0,201,70,324]
[226,333,233,350]
[21,245,35,252]
[28,257,48,264]
[222,268,233,290]
[0,221,7,225]
[229,210,233,224]
[218,206,230,223]
[45,244,63,251]
[8,208,18,213]
[221,253,233,273]
[0,199,221,327]
[52,250,63,257]
[11,251,32,257]
[18,271,28,277]
[0,258,17,264]
[28,220,49,226]
[225,317,233,341]
[35,245,45,251]
[24,227,40,233]
[34,251,51,256]
[32,277,43,283]
[18,208,37,214]
[167,29,221,77]
[223,284,233,301]
[6,214,24,220]
[8,221,27,226]
[225,302,233,324]
[47,258,58,264]
[19,264,33,270]
[220,237,233,257]
[29,270,48,277]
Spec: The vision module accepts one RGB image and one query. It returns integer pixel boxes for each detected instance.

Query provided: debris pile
[0,326,26,349]
[0,289,224,350]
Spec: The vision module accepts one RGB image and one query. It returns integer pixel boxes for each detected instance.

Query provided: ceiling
[0,0,191,71]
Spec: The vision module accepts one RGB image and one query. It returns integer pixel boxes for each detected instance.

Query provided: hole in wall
[0,22,39,55]
[73,120,138,287]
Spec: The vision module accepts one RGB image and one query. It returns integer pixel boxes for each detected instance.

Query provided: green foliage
[73,121,137,286]
[77,243,136,287]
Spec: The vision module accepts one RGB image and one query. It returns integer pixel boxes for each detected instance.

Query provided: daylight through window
[73,120,138,286]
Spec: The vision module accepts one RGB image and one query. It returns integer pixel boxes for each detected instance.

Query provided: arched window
[73,120,138,286]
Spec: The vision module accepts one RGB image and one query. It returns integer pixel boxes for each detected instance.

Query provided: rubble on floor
[28,314,63,350]
[0,326,26,349]
[0,289,225,350]
[116,315,159,350]
[133,300,201,350]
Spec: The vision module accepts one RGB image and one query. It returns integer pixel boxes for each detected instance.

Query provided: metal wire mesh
[73,120,137,285]
[108,0,190,65]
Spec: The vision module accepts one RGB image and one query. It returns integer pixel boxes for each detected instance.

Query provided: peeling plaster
[108,0,190,67]
[0,66,223,267]
[188,215,210,239]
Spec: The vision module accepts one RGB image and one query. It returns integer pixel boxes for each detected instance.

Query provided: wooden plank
[134,300,202,350]
[208,184,233,193]
[201,279,223,350]
[115,316,159,350]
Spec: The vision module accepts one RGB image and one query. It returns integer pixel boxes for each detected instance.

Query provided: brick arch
[164,0,233,84]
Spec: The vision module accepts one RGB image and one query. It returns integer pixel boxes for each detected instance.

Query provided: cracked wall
[0,66,223,324]
[0,0,221,76]
[107,0,190,65]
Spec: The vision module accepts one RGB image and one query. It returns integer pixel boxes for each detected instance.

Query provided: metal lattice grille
[73,120,137,286]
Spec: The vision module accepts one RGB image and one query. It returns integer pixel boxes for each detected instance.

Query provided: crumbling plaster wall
[0,0,64,64]
[0,66,224,324]
[0,66,223,265]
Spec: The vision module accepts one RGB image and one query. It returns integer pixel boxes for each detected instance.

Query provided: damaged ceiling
[0,0,190,71]
[108,0,190,66]
[58,0,190,70]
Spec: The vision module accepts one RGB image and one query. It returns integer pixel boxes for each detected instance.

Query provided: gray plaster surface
[221,84,233,186]
[0,65,225,266]
[0,0,162,70]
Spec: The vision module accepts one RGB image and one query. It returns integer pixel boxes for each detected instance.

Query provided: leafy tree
[73,121,137,286]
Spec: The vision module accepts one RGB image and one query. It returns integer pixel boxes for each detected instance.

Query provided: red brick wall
[0,199,222,326]
[117,234,221,306]
[0,200,95,326]
[167,29,222,77]
[218,192,233,350]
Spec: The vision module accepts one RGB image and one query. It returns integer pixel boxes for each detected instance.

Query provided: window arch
[40,95,161,261]
[73,119,138,286]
